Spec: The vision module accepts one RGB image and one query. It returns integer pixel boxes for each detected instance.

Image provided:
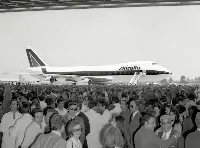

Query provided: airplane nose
[159,66,171,75]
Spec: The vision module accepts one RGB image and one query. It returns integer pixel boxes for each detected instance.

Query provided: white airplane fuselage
[27,61,171,84]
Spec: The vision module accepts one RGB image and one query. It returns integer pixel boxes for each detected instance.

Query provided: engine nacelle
[50,77,57,83]
[76,78,92,85]
[44,76,57,83]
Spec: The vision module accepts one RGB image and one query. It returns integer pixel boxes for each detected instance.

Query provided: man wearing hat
[185,112,200,148]
[157,115,184,148]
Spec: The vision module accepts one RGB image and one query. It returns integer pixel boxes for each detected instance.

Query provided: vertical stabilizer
[26,47,47,67]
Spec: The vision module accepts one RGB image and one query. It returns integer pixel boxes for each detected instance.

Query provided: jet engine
[75,78,92,85]
[49,76,57,83]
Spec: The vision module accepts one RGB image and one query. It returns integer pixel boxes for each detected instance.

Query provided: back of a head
[102,126,124,148]
[177,105,186,114]
[142,113,155,125]
[115,115,125,130]
[112,96,120,104]
[22,102,30,113]
[188,93,196,101]
[50,114,65,131]
[45,96,54,106]
[88,99,98,109]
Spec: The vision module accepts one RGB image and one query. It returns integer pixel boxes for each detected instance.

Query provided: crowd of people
[0,83,199,148]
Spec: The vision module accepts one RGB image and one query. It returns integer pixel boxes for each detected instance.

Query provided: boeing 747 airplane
[4,47,172,85]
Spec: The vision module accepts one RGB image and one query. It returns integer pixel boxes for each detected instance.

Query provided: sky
[0,5,200,81]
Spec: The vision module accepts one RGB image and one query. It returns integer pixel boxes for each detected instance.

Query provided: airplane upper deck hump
[26,47,46,67]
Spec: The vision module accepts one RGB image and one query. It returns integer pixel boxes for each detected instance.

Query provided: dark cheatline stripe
[41,68,170,76]
[26,49,46,67]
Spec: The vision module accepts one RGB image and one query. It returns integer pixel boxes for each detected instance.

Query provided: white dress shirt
[52,130,61,137]
[0,111,22,148]
[21,121,44,148]
[10,113,33,148]
[162,128,172,140]
[132,111,139,120]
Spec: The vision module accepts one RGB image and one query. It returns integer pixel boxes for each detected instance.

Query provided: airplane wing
[49,75,113,83]
[2,72,32,75]
[83,76,113,82]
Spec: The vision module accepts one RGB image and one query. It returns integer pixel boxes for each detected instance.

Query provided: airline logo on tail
[26,48,46,67]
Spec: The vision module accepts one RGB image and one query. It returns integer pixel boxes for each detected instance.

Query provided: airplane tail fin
[26,47,47,67]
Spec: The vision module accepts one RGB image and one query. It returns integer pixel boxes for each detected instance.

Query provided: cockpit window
[152,62,157,65]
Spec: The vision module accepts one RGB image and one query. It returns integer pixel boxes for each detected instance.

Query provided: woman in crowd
[66,120,83,148]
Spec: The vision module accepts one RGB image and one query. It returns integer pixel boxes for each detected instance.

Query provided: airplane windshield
[152,62,157,65]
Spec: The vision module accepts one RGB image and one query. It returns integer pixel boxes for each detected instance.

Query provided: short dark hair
[177,105,186,114]
[31,108,43,117]
[88,100,98,108]
[128,99,139,107]
[45,96,54,106]
[115,115,125,130]
[142,113,155,125]
[22,102,30,113]
[57,98,64,104]
[68,101,78,109]
[98,100,108,108]
[38,95,45,101]
[112,96,120,104]
[43,106,54,116]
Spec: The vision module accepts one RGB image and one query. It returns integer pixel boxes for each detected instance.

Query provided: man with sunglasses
[128,98,143,148]
[63,102,85,146]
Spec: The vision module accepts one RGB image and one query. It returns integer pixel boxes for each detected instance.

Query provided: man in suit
[182,105,198,138]
[134,113,181,148]
[157,115,184,148]
[185,112,200,148]
[128,99,143,148]
[76,102,90,148]
[120,98,131,148]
